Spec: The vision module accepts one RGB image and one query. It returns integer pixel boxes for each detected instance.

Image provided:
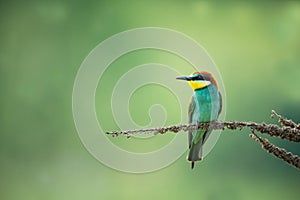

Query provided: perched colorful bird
[176,71,222,169]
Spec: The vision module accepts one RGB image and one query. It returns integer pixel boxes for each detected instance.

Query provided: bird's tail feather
[188,142,203,169]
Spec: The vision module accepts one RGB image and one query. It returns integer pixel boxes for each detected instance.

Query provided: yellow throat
[188,80,211,90]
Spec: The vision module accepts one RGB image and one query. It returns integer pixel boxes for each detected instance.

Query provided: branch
[106,121,300,142]
[106,110,300,169]
[250,132,300,169]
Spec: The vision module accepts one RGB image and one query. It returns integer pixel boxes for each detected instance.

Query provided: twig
[271,110,300,130]
[250,132,300,169]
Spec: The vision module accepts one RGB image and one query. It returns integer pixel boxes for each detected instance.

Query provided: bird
[176,71,222,169]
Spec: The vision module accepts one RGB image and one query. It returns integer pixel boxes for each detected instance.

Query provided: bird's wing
[188,95,196,148]
[189,95,207,146]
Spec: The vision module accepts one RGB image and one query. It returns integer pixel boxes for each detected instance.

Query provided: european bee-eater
[176,71,222,169]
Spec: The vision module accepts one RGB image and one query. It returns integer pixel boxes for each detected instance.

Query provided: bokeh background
[1,1,300,200]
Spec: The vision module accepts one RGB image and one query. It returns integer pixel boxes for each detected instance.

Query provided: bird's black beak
[176,76,192,81]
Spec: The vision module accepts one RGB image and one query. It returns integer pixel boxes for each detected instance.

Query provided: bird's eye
[194,74,204,80]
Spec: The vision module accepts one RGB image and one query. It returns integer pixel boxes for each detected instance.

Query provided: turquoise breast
[192,85,221,123]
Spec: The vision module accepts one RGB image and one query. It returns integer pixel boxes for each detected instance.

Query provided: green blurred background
[1,1,300,200]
